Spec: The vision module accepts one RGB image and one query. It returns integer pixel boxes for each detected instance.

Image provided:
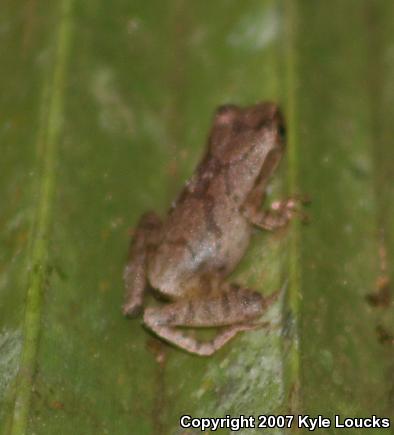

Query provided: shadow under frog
[123,102,301,356]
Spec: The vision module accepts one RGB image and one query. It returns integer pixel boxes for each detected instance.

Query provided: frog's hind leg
[143,286,279,356]
[142,320,257,356]
[123,211,162,316]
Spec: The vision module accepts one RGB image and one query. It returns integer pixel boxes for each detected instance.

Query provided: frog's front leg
[143,286,277,356]
[243,193,309,231]
[123,212,162,316]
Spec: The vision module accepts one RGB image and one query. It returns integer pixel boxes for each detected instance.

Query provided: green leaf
[1,1,393,434]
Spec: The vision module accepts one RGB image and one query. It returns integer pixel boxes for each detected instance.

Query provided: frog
[123,102,301,356]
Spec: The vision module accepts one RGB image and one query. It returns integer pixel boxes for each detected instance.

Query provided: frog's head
[209,102,285,162]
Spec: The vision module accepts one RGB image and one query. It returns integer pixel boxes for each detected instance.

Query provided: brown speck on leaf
[366,275,391,308]
[166,159,179,178]
[50,401,65,410]
[99,280,110,293]
[376,324,394,346]
[147,337,168,367]
[117,374,126,386]
[100,228,110,241]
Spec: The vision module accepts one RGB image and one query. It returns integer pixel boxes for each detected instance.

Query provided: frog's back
[147,183,251,298]
[147,102,284,298]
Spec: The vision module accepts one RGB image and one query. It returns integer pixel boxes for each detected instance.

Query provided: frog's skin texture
[123,102,297,356]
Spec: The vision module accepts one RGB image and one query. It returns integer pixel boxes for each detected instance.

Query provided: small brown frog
[123,102,299,356]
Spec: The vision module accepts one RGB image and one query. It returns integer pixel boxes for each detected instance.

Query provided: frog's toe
[123,301,143,317]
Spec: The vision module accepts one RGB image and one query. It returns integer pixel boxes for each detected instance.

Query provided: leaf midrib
[8,1,74,434]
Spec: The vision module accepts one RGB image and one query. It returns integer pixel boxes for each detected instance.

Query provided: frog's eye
[278,123,286,142]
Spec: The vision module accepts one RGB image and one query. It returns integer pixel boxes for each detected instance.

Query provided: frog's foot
[244,194,310,231]
[123,212,162,317]
[143,286,278,356]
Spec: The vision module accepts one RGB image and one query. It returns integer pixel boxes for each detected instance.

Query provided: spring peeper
[123,102,298,356]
